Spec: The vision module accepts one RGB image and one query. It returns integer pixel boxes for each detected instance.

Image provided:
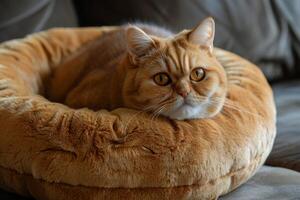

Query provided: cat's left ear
[188,17,215,53]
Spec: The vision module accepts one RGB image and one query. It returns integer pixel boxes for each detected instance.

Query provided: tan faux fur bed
[0,27,276,200]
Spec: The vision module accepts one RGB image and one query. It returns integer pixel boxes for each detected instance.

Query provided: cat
[63,17,227,120]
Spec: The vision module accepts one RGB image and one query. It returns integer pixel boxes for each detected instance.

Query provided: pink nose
[177,91,189,98]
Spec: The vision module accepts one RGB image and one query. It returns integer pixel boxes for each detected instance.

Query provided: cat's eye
[190,67,205,82]
[153,73,171,86]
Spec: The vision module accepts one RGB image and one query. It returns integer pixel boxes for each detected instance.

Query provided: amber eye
[190,67,205,82]
[153,73,171,86]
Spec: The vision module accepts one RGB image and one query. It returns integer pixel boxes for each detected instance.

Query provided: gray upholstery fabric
[0,0,77,42]
[266,81,300,172]
[221,166,300,200]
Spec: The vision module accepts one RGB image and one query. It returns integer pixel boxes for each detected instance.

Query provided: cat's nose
[175,80,190,98]
[177,91,189,98]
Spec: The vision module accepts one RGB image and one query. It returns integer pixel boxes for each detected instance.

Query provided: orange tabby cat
[65,17,227,120]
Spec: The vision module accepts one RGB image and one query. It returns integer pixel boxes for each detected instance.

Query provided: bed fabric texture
[1,166,300,200]
[0,27,276,199]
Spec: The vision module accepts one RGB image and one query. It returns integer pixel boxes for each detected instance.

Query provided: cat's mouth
[162,103,203,120]
[183,99,194,106]
[159,96,211,120]
[182,96,202,107]
[165,96,200,111]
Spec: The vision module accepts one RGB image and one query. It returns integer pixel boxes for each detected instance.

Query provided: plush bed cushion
[1,78,298,199]
[0,27,276,200]
[1,166,300,200]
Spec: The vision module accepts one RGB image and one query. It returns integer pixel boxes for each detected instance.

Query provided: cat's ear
[188,17,215,53]
[126,26,155,61]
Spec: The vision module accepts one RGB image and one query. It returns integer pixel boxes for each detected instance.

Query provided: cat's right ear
[126,26,155,63]
[188,17,215,53]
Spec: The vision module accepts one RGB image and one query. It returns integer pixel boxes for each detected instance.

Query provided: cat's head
[123,17,227,120]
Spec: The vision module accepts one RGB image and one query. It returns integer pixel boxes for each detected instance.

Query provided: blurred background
[0,0,300,199]
[1,0,300,82]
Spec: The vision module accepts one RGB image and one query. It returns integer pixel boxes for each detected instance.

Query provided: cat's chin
[162,104,207,120]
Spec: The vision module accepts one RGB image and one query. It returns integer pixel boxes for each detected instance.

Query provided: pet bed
[0,27,276,200]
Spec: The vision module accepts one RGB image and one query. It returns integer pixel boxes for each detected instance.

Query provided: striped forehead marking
[164,41,191,76]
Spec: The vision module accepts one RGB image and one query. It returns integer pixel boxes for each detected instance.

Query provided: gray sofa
[0,0,299,199]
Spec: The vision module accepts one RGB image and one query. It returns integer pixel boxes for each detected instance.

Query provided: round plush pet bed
[0,27,276,200]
